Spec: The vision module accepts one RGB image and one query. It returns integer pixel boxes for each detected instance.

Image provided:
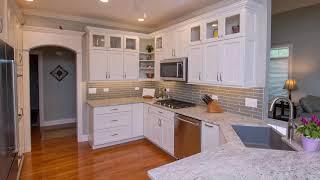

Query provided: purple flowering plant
[297,115,320,139]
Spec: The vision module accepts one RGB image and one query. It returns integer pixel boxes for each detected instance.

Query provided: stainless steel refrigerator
[0,39,19,180]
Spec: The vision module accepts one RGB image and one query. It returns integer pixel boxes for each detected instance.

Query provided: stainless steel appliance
[174,114,201,159]
[155,99,196,109]
[160,57,187,81]
[0,39,19,180]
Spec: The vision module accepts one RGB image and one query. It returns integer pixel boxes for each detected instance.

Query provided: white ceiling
[17,0,222,29]
[272,0,320,14]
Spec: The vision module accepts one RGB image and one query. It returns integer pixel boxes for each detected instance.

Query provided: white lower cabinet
[89,104,143,149]
[144,105,175,156]
[201,122,220,152]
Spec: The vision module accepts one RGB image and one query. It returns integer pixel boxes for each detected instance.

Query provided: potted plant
[297,115,320,152]
[146,44,154,53]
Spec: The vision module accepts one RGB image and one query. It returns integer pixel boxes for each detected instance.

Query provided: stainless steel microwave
[160,57,187,81]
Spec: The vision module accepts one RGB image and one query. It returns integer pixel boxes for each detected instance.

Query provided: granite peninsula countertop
[87,97,320,179]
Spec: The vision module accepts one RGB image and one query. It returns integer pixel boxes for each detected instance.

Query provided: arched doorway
[29,46,77,143]
[22,27,85,152]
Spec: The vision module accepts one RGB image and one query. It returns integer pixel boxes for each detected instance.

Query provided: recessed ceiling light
[211,24,218,27]
[138,18,144,22]
[99,0,109,3]
[25,0,34,2]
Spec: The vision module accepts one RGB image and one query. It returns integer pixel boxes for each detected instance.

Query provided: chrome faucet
[269,96,297,141]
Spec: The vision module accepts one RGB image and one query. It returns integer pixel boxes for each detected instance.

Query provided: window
[270,47,289,59]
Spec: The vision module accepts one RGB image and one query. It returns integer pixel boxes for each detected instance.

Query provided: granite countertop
[86,97,320,179]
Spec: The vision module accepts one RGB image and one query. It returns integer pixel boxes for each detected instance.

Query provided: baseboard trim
[91,136,144,150]
[78,135,88,142]
[41,118,76,127]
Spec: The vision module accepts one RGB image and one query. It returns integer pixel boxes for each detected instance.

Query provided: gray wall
[272,4,320,102]
[34,47,76,122]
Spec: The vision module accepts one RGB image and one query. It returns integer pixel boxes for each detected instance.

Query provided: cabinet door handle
[111,119,118,122]
[111,108,118,111]
[111,133,118,137]
[216,73,219,82]
[106,72,108,79]
[158,119,162,127]
[198,72,201,81]
[158,111,163,114]
[124,73,127,79]
[220,72,223,82]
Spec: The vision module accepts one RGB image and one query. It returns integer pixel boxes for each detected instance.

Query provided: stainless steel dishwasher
[174,114,201,159]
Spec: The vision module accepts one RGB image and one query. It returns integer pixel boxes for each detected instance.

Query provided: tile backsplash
[86,81,265,119]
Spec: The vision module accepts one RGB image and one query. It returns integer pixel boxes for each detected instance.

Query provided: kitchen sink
[232,125,296,151]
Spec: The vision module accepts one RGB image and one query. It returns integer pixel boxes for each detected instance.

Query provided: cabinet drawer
[149,106,174,119]
[94,104,132,115]
[94,112,131,130]
[94,126,131,145]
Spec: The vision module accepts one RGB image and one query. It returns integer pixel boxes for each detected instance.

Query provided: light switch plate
[103,88,109,93]
[88,88,97,94]
[211,95,219,101]
[135,87,140,91]
[245,98,258,108]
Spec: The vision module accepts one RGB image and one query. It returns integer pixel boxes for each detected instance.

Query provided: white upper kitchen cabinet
[124,35,139,52]
[188,44,204,83]
[163,31,175,59]
[203,41,222,85]
[123,52,139,80]
[175,27,189,58]
[220,37,244,86]
[89,50,108,81]
[108,51,124,80]
[108,34,123,51]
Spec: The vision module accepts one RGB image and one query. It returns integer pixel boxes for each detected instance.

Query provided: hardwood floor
[20,131,175,180]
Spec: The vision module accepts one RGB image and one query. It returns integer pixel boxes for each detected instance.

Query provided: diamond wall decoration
[50,65,69,82]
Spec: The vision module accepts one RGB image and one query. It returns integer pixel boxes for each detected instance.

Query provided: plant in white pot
[297,115,320,152]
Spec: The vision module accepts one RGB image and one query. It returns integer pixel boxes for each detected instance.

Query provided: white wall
[32,47,76,124]
[272,4,320,102]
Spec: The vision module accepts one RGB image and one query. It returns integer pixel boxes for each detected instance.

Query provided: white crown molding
[23,25,85,37]
[23,9,155,33]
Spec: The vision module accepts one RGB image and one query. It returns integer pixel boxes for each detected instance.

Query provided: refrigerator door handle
[11,61,19,153]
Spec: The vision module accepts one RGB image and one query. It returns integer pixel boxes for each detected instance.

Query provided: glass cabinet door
[108,35,123,51]
[205,19,220,42]
[155,36,163,51]
[190,23,202,45]
[124,36,138,52]
[92,34,106,49]
[225,14,241,37]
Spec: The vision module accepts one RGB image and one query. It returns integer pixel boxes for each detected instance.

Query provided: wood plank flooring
[20,129,175,180]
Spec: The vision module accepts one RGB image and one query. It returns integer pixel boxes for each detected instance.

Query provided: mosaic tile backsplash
[86,81,265,119]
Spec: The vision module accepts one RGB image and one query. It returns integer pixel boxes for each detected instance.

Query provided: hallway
[20,136,175,180]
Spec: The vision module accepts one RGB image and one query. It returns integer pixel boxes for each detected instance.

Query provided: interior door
[188,44,204,83]
[108,51,124,80]
[204,41,222,84]
[89,50,108,81]
[221,38,244,86]
[123,52,138,80]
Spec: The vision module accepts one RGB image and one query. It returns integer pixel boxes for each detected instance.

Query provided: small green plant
[297,115,320,139]
[146,44,154,53]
